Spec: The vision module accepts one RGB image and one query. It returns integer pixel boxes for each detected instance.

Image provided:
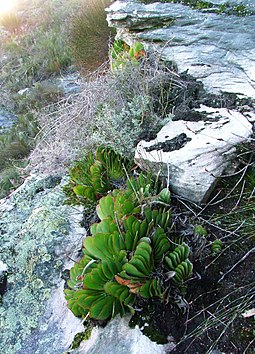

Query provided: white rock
[135,106,253,204]
[79,316,169,354]
[0,260,7,273]
[107,1,255,98]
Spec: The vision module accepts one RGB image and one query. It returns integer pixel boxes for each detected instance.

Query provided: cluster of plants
[110,40,146,70]
[64,147,196,320]
[63,146,135,205]
[0,0,115,197]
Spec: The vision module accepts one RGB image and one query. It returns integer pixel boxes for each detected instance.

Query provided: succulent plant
[165,243,193,285]
[63,147,134,204]
[193,225,208,238]
[211,239,223,254]
[110,40,145,70]
[65,171,194,321]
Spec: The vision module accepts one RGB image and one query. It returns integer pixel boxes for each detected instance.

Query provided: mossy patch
[71,324,93,349]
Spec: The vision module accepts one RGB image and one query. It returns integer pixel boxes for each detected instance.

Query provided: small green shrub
[89,94,169,157]
[0,163,27,199]
[69,0,112,71]
[0,113,38,197]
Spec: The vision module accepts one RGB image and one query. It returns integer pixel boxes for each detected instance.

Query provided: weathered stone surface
[107,0,175,29]
[107,1,255,98]
[76,316,169,354]
[0,175,85,354]
[135,106,253,203]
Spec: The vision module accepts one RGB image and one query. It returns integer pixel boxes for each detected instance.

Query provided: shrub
[0,113,38,196]
[110,40,146,70]
[69,0,113,71]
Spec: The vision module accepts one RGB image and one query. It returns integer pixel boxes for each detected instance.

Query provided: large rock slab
[135,106,253,203]
[107,1,255,98]
[0,175,85,354]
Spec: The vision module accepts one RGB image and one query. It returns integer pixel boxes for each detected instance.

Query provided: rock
[135,106,253,204]
[0,175,86,354]
[0,260,7,297]
[106,0,175,30]
[106,1,255,98]
[0,108,17,132]
[55,72,82,95]
[77,316,170,354]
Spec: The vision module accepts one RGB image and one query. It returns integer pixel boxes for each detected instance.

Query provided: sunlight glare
[0,0,17,14]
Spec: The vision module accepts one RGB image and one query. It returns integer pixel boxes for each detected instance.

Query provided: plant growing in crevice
[65,154,193,321]
[110,40,146,70]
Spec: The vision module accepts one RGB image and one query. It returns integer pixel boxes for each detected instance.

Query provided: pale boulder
[135,106,253,204]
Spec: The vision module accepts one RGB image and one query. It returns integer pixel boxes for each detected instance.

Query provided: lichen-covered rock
[0,175,85,354]
[107,1,255,98]
[135,106,253,204]
[106,0,175,30]
[0,174,168,353]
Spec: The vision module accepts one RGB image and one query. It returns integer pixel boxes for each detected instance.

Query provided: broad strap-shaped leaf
[104,281,135,305]
[165,243,190,270]
[89,295,116,320]
[122,241,153,279]
[68,255,97,290]
[90,218,118,236]
[96,195,115,220]
[151,227,171,264]
[136,278,162,299]
[144,207,171,231]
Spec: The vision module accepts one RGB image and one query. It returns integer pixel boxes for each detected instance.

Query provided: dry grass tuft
[69,0,113,72]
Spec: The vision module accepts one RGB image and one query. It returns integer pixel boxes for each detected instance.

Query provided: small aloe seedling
[212,239,223,254]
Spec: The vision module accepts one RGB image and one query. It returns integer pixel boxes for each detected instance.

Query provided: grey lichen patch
[0,175,80,354]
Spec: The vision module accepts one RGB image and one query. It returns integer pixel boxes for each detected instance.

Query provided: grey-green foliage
[89,95,169,157]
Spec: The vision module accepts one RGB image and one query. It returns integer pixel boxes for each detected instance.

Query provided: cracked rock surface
[135,106,253,203]
[107,0,255,98]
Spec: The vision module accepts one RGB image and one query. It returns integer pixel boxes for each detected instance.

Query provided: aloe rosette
[65,180,193,320]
